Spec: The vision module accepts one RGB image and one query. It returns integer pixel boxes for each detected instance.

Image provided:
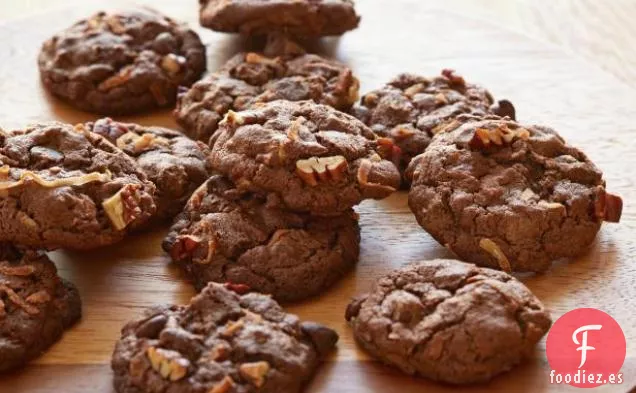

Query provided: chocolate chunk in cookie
[112,282,338,393]
[39,10,206,115]
[175,51,360,142]
[407,115,622,272]
[199,0,360,37]
[345,259,552,384]
[209,100,400,214]
[163,175,360,302]
[86,118,212,222]
[0,244,82,372]
[351,71,515,186]
[0,122,156,250]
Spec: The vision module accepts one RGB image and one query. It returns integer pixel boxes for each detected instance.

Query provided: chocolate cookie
[112,282,338,393]
[199,0,360,37]
[86,118,212,222]
[163,175,360,302]
[0,244,82,372]
[209,100,400,214]
[351,71,515,186]
[0,122,156,250]
[345,259,552,384]
[38,10,206,115]
[175,51,360,142]
[407,115,623,272]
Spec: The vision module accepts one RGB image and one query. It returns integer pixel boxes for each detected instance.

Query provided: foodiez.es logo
[546,308,626,388]
[573,325,602,369]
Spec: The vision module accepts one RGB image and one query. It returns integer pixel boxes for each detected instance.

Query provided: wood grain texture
[0,1,635,392]
[2,0,636,91]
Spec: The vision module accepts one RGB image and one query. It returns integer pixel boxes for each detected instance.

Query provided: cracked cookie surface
[199,0,360,37]
[345,259,552,384]
[38,9,206,115]
[0,243,82,372]
[163,175,360,302]
[112,282,338,393]
[0,122,156,250]
[208,100,400,214]
[175,51,360,142]
[86,118,212,222]
[351,71,515,187]
[407,115,622,272]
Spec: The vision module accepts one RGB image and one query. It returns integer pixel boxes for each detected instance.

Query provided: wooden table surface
[1,1,635,392]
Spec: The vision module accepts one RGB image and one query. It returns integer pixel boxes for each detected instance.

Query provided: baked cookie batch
[0,0,623,391]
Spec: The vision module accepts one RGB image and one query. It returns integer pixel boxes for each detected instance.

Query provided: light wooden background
[0,1,635,392]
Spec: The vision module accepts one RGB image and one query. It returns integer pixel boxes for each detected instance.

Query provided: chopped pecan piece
[357,158,397,194]
[0,165,10,180]
[594,189,623,223]
[479,238,512,272]
[0,170,112,191]
[207,343,230,361]
[169,235,203,261]
[390,127,416,141]
[376,137,403,168]
[431,119,460,135]
[286,117,305,141]
[239,361,270,387]
[224,282,250,295]
[245,52,283,69]
[0,284,40,314]
[98,67,132,92]
[403,83,426,98]
[221,319,244,338]
[343,71,360,106]
[116,132,168,153]
[434,93,448,105]
[362,92,379,107]
[208,376,235,393]
[469,125,529,150]
[295,156,348,186]
[106,15,126,34]
[86,15,103,31]
[102,184,143,231]
[441,69,466,86]
[25,290,52,304]
[538,200,566,214]
[0,265,35,276]
[243,309,263,323]
[146,347,190,381]
[161,54,186,75]
[220,110,245,127]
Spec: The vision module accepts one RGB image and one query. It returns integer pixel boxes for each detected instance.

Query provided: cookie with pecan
[38,9,206,115]
[0,244,82,372]
[407,115,622,272]
[86,118,212,222]
[208,100,400,214]
[351,71,515,186]
[199,0,360,37]
[345,259,552,384]
[0,122,156,250]
[163,175,360,302]
[112,282,338,393]
[175,51,359,142]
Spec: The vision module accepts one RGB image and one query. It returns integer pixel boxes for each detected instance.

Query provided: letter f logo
[572,325,603,368]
